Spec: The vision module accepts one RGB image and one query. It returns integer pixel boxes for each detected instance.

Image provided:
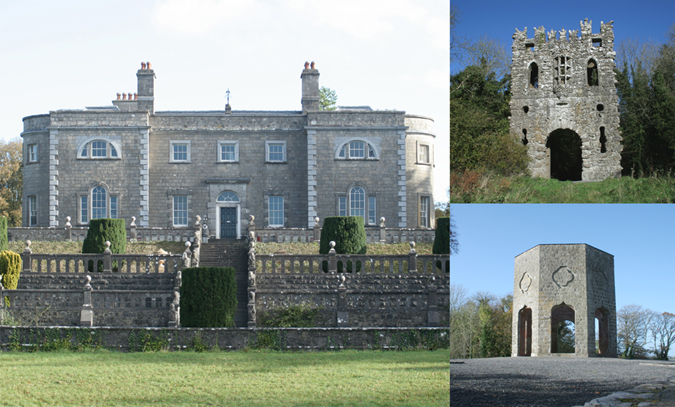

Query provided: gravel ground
[450,357,675,407]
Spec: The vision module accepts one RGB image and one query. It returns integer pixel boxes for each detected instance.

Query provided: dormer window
[78,139,120,159]
[336,140,378,160]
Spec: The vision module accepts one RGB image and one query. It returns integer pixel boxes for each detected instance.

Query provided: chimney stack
[301,61,319,113]
[137,62,155,113]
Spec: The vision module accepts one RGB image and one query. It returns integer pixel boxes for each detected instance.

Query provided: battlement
[512,19,614,51]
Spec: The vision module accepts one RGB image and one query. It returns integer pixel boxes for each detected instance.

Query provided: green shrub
[180,267,237,327]
[319,216,367,272]
[0,217,7,252]
[0,250,22,307]
[432,217,449,255]
[82,219,126,271]
[259,305,320,327]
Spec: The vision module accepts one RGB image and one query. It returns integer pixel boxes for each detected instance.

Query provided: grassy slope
[0,350,450,407]
[450,173,675,203]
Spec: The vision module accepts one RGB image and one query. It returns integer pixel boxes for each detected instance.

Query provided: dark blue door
[220,207,237,239]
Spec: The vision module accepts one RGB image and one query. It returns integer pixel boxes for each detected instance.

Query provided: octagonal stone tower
[512,244,617,357]
[510,19,622,181]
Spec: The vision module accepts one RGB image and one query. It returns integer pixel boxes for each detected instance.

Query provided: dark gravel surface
[450,357,675,407]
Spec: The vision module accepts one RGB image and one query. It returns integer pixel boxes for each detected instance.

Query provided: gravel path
[450,357,675,407]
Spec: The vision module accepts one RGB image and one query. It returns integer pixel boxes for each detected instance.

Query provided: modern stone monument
[510,19,622,181]
[512,244,616,357]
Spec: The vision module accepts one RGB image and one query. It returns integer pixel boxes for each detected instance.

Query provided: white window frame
[77,138,121,160]
[28,196,37,226]
[417,143,430,164]
[28,144,38,163]
[338,196,347,216]
[335,139,379,160]
[420,196,431,228]
[78,187,119,224]
[265,141,287,163]
[218,141,239,163]
[173,196,189,227]
[268,196,284,227]
[170,141,191,163]
[368,196,377,226]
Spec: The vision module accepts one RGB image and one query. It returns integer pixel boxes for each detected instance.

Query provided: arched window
[349,187,365,218]
[79,139,120,159]
[587,59,599,86]
[79,186,118,224]
[337,186,376,225]
[528,62,539,89]
[91,186,107,219]
[336,140,378,160]
[217,191,240,202]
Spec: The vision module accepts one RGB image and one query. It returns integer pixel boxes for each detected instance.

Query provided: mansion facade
[21,62,436,238]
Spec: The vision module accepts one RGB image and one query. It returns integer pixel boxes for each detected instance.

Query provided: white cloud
[152,0,255,35]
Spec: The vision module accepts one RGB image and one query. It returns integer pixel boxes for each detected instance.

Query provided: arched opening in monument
[517,306,532,356]
[546,129,583,181]
[528,62,539,88]
[551,303,575,353]
[600,127,607,153]
[587,59,599,86]
[595,308,610,356]
[522,129,528,146]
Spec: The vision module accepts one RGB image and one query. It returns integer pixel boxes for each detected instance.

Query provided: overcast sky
[0,0,449,201]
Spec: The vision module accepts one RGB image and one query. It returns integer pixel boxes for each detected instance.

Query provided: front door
[220,207,237,239]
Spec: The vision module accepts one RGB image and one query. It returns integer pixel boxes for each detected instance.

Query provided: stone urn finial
[379,217,386,227]
[105,241,111,249]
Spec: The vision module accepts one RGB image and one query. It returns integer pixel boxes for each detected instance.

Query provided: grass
[8,241,433,256]
[0,349,449,406]
[450,171,675,203]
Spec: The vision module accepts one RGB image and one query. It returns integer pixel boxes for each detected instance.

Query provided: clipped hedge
[432,217,450,254]
[180,267,237,327]
[0,250,21,289]
[82,218,127,255]
[0,217,7,252]
[320,216,367,272]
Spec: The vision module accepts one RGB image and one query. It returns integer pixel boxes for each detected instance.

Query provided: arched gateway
[512,244,617,357]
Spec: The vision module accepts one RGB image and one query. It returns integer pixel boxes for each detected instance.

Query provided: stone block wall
[404,115,436,228]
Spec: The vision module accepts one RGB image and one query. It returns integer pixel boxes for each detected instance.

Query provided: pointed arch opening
[587,59,599,86]
[551,303,575,353]
[517,306,532,356]
[547,129,582,181]
[528,62,539,89]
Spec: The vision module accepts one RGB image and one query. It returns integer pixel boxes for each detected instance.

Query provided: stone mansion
[21,62,436,238]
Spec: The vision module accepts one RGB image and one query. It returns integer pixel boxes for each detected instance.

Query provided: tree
[650,312,675,360]
[319,87,337,111]
[0,139,23,226]
[618,304,654,358]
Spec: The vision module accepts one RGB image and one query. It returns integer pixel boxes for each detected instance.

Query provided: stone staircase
[198,239,249,327]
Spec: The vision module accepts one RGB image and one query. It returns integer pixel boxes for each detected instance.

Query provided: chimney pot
[116,93,121,100]
[134,93,138,100]
[310,61,315,69]
[147,62,152,69]
[141,62,146,70]
[123,93,127,100]
[304,61,309,69]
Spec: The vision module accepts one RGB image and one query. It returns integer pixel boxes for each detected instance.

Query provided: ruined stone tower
[510,19,622,181]
[512,244,617,357]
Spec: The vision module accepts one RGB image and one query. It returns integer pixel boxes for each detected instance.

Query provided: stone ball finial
[195,215,201,224]
[105,241,111,249]
[26,240,31,248]
[85,275,92,283]
[249,215,255,222]
[339,275,345,284]
[66,216,71,222]
[379,217,386,227]
[410,241,416,249]
[185,241,191,247]
[314,217,320,223]
[329,241,336,249]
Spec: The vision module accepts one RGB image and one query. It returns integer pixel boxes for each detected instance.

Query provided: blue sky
[451,0,675,74]
[0,0,448,200]
[450,204,675,314]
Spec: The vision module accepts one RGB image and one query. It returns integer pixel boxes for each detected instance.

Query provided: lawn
[0,349,449,406]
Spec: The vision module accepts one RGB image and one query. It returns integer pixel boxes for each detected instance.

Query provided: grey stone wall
[512,244,616,357]
[509,20,621,180]
[404,115,436,228]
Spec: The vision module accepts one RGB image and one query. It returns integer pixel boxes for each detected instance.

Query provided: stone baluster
[337,275,348,327]
[22,240,32,273]
[65,216,72,241]
[313,217,321,243]
[379,217,386,244]
[129,216,137,240]
[408,241,417,273]
[103,241,112,273]
[247,238,257,327]
[248,215,256,242]
[80,275,94,326]
[191,216,201,267]
[328,241,337,273]
[427,276,439,327]
[182,242,192,268]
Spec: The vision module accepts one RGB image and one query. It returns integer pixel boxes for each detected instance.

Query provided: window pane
[339,197,346,216]
[349,141,365,158]
[420,197,430,228]
[29,196,37,226]
[92,186,107,219]
[339,145,346,158]
[92,141,107,157]
[81,143,88,157]
[419,145,429,163]
[268,196,284,227]
[173,144,188,161]
[173,196,188,226]
[221,144,236,161]
[81,196,88,223]
[110,144,118,157]
[350,187,365,219]
[110,196,118,219]
[368,145,375,158]
[29,145,37,162]
[268,143,284,161]
[217,191,240,202]
[368,196,376,225]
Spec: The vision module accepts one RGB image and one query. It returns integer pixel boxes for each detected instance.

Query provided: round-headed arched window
[92,186,107,219]
[349,187,365,218]
[217,191,240,202]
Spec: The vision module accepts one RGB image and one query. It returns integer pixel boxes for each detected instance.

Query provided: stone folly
[510,19,622,181]
[21,62,436,235]
[512,244,617,357]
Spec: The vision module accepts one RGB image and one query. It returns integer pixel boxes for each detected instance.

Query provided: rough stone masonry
[510,19,622,181]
